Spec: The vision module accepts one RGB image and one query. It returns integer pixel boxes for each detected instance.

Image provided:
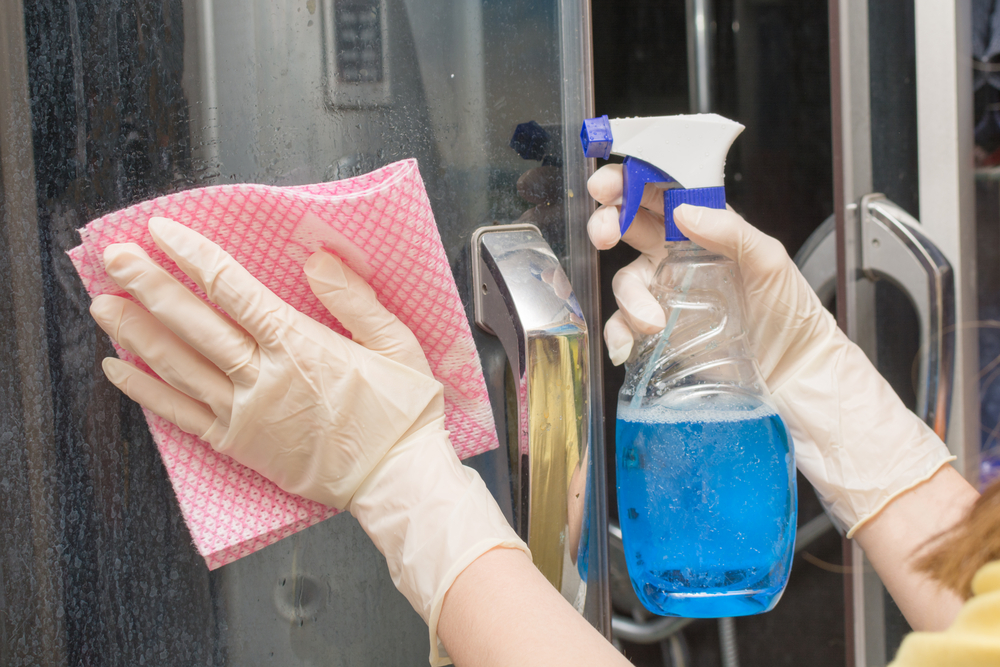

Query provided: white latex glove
[587,166,955,537]
[89,217,527,666]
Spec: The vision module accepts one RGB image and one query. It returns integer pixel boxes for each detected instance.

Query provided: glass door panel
[833,1,977,665]
[0,1,607,664]
[591,1,844,665]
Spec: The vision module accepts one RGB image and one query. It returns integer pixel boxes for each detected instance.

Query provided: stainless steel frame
[559,0,612,638]
[828,0,881,658]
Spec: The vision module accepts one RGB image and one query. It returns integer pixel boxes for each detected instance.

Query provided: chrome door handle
[471,223,591,591]
[794,194,955,436]
[859,194,954,436]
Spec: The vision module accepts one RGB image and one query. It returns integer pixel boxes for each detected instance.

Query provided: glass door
[830,2,983,665]
[0,1,607,664]
[591,1,845,665]
[591,1,981,666]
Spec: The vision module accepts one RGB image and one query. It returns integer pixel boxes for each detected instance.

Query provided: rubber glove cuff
[349,419,529,666]
[770,324,956,537]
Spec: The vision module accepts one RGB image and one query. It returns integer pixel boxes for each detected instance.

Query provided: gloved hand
[587,165,955,537]
[89,217,527,666]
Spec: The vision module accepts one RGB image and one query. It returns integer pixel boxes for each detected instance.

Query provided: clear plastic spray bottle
[581,114,797,617]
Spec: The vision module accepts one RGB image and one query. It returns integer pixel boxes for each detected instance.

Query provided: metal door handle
[860,194,955,436]
[794,194,955,436]
[471,223,590,591]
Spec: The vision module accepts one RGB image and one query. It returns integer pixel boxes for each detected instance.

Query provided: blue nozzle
[580,115,613,160]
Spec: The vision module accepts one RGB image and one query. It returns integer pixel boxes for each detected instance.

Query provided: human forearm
[437,548,630,667]
[853,464,979,631]
[435,464,978,666]
[349,428,528,665]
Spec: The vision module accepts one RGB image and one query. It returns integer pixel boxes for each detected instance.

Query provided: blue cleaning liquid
[616,403,797,617]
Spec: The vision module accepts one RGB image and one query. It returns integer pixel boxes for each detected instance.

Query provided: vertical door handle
[859,193,954,438]
[471,223,591,591]
[794,194,955,437]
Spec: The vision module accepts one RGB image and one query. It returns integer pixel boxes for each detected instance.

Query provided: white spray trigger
[608,114,744,190]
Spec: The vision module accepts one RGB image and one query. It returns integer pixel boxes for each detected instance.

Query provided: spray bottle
[581,114,797,617]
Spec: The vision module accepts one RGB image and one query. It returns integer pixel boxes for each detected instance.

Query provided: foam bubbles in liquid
[616,401,796,617]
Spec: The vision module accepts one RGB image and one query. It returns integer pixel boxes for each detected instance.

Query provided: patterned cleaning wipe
[69,159,497,570]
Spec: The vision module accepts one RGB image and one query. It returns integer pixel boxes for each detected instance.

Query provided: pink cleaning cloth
[69,159,498,570]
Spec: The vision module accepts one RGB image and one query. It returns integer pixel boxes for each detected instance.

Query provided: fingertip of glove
[101,356,128,385]
[604,314,635,366]
[102,242,148,269]
[303,249,334,273]
[89,294,121,328]
[147,216,188,248]
[672,203,704,230]
[672,205,750,260]
[587,164,623,202]
[588,206,622,249]
[147,216,173,235]
[304,251,348,291]
[608,342,630,366]
[148,218,219,266]
[633,303,667,333]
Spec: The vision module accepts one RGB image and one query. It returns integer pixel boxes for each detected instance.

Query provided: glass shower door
[829,1,981,665]
[0,1,607,664]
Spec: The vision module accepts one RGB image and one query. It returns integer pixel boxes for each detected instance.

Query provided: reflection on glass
[525,334,588,589]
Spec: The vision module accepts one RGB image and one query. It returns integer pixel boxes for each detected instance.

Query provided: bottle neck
[665,239,709,256]
[655,240,731,275]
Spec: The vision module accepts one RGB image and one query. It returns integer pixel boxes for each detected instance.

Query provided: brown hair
[916,477,1000,598]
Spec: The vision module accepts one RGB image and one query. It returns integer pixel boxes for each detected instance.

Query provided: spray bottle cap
[580,114,743,241]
